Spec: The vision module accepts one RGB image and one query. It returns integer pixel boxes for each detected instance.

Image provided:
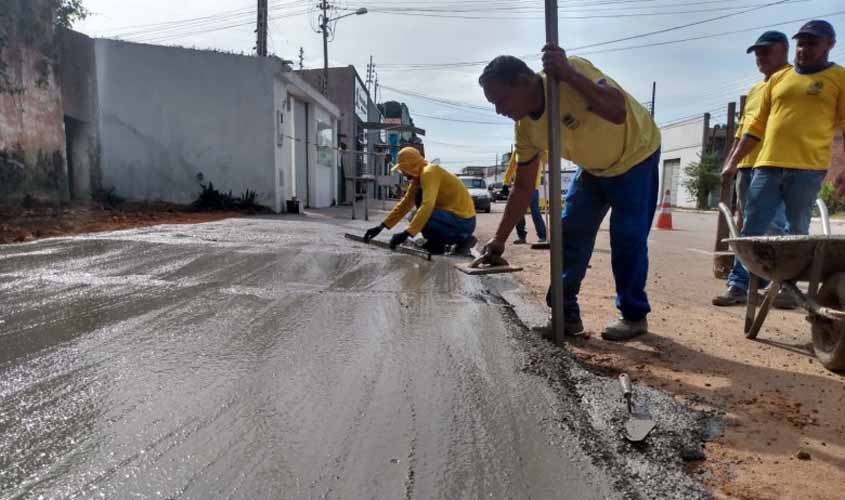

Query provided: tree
[55,0,88,29]
[682,151,721,210]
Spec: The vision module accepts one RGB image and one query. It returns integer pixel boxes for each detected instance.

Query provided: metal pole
[650,81,656,118]
[321,0,329,95]
[257,0,268,56]
[544,0,565,346]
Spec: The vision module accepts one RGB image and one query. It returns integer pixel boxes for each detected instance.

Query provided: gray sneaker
[712,286,747,306]
[601,317,648,341]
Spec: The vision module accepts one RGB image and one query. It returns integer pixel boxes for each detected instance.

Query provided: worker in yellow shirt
[363,147,477,255]
[502,151,547,245]
[724,21,844,287]
[714,31,791,307]
[477,46,662,341]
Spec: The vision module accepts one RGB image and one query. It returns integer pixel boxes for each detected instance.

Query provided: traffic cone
[655,190,673,230]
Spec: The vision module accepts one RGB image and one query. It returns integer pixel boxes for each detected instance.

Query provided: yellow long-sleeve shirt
[383,164,476,236]
[736,80,767,169]
[503,151,544,189]
[747,64,845,170]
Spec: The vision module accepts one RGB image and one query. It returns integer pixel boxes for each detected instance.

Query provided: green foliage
[55,0,88,29]
[817,181,845,214]
[192,181,265,212]
[682,151,721,210]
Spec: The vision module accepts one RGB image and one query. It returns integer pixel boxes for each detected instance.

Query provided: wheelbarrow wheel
[811,273,845,371]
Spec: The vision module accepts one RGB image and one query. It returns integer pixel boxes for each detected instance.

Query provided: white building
[68,37,340,212]
[658,114,727,209]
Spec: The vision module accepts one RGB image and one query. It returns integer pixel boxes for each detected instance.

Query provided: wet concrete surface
[1,215,710,499]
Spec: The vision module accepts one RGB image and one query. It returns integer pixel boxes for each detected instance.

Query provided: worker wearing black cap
[723,20,845,303]
[713,31,791,307]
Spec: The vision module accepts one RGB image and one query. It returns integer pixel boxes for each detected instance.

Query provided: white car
[458,176,492,213]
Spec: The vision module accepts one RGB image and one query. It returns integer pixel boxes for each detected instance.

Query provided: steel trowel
[618,373,656,442]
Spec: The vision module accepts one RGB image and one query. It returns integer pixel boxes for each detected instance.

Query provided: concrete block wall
[0,0,68,201]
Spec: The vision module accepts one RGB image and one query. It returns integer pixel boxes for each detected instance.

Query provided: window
[461,178,487,189]
[317,121,334,167]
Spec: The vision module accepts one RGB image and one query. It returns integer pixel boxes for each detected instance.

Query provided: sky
[75,0,845,170]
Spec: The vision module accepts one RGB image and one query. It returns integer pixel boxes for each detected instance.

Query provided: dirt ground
[474,205,845,500]
[0,201,241,245]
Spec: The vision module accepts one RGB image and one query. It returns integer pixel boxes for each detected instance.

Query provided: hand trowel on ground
[618,373,656,442]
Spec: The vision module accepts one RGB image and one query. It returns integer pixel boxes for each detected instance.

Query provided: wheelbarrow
[719,201,845,371]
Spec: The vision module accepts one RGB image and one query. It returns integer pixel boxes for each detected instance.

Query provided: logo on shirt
[562,113,580,129]
[807,81,824,95]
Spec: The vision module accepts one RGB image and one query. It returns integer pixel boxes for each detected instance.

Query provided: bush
[192,181,265,212]
[682,151,721,210]
[817,181,845,214]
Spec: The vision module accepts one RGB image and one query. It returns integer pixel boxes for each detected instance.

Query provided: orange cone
[655,190,673,230]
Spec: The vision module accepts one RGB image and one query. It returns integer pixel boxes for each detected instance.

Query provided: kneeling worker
[364,147,478,255]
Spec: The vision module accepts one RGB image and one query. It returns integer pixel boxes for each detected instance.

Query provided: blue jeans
[727,168,789,291]
[546,148,660,321]
[421,209,476,253]
[739,168,825,280]
[516,190,547,240]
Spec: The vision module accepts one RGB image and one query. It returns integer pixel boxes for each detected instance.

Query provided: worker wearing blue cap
[713,31,791,307]
[724,20,845,302]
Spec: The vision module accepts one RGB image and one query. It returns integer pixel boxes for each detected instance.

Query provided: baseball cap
[793,20,836,40]
[746,31,788,53]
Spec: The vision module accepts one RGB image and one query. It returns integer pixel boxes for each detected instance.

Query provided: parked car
[459,176,492,213]
[488,182,509,201]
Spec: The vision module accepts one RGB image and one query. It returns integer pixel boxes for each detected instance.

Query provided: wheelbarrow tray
[725,235,845,282]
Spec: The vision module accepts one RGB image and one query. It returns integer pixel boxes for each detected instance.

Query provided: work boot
[513,238,528,245]
[601,317,648,342]
[712,286,748,306]
[452,235,478,257]
[532,313,585,340]
[773,287,799,310]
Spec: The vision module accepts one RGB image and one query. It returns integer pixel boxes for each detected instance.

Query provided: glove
[389,231,412,250]
[364,223,386,242]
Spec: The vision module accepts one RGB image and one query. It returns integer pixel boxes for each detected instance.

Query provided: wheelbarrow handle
[816,199,831,236]
[718,203,740,240]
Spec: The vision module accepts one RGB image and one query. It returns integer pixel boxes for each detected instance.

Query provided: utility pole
[299,47,304,70]
[366,55,374,95]
[713,102,737,279]
[373,73,379,104]
[650,81,656,117]
[320,0,330,95]
[256,0,268,57]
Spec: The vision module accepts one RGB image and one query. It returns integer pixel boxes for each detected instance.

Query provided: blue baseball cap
[793,20,836,40]
[746,31,789,53]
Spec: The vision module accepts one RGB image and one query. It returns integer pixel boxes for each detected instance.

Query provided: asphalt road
[1,216,629,500]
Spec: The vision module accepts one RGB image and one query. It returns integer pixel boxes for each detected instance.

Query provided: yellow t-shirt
[503,151,543,189]
[383,164,476,236]
[747,64,845,170]
[736,80,768,169]
[514,57,661,177]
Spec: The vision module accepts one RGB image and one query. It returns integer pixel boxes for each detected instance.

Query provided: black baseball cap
[793,20,836,40]
[746,31,788,53]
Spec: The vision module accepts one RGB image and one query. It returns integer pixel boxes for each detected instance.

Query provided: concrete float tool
[619,373,656,442]
[456,252,523,276]
[344,233,432,261]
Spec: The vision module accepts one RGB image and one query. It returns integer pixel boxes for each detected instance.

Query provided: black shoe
[453,236,478,256]
[773,287,799,310]
[532,314,585,340]
[712,286,747,306]
[513,238,528,245]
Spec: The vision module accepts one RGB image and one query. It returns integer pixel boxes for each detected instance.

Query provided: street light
[320,5,368,95]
